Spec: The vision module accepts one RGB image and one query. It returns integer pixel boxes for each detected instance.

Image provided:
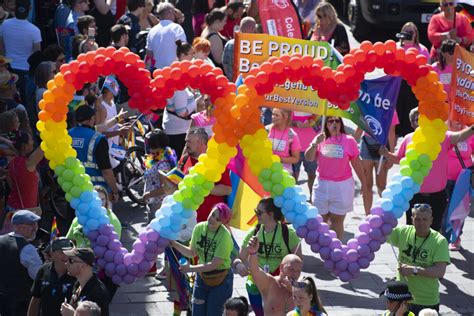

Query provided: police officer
[28,237,77,316]
[69,105,120,202]
[0,210,43,316]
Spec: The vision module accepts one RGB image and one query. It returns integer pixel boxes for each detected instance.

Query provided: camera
[396,31,414,41]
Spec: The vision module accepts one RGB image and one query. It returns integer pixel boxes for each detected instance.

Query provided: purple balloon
[318,222,330,233]
[99,224,113,236]
[104,250,115,262]
[105,262,115,276]
[339,271,352,282]
[306,218,319,230]
[93,246,107,258]
[123,274,135,284]
[144,252,157,261]
[330,238,342,250]
[138,260,152,272]
[357,244,370,257]
[145,241,159,254]
[138,231,148,242]
[341,245,348,255]
[359,221,371,233]
[112,275,123,285]
[335,260,348,272]
[382,211,398,227]
[329,230,337,239]
[131,252,144,264]
[97,258,107,269]
[133,240,146,253]
[87,231,99,242]
[310,243,320,253]
[369,228,382,240]
[120,247,128,255]
[318,234,331,247]
[346,249,358,262]
[146,229,160,242]
[111,232,119,240]
[369,215,383,228]
[116,263,127,276]
[296,226,309,239]
[371,207,384,216]
[157,237,170,248]
[127,263,139,276]
[306,230,320,244]
[380,223,393,236]
[347,238,358,250]
[114,252,124,265]
[358,257,370,269]
[124,253,133,266]
[356,232,370,245]
[108,240,121,251]
[319,246,331,260]
[348,262,360,274]
[368,240,381,252]
[316,214,323,222]
[156,247,166,254]
[367,252,375,262]
[330,248,343,262]
[379,236,387,243]
[323,259,335,271]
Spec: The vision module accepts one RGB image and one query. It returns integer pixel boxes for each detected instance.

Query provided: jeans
[191,270,233,316]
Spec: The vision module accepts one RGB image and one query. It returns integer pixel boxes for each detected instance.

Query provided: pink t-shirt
[291,112,318,150]
[433,62,453,101]
[191,111,216,138]
[397,132,453,193]
[268,125,301,173]
[447,136,474,181]
[316,134,359,181]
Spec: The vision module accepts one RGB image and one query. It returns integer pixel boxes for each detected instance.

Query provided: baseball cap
[11,210,41,225]
[64,247,95,266]
[75,105,96,122]
[380,281,413,302]
[51,237,74,252]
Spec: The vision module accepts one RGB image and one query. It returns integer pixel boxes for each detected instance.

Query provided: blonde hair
[315,2,339,27]
[192,37,211,54]
[273,108,292,127]
[401,22,420,45]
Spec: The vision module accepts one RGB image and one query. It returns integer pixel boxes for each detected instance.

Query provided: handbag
[11,159,42,216]
[200,269,229,287]
[362,136,381,159]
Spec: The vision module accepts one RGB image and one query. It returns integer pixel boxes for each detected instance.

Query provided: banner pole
[376,155,384,175]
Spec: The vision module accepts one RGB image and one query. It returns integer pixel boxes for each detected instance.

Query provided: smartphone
[88,27,95,41]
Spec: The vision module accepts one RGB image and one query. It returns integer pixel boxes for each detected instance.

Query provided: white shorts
[311,177,355,216]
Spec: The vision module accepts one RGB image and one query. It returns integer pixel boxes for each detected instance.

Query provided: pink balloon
[146,229,160,242]
[131,252,144,264]
[133,240,146,253]
[124,253,133,265]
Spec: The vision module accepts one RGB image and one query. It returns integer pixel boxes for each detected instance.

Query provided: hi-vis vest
[382,310,415,316]
[69,126,107,187]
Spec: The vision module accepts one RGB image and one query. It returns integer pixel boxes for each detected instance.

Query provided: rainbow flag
[50,216,60,240]
[160,167,185,185]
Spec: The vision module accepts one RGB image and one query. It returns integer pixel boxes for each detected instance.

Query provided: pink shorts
[311,177,355,215]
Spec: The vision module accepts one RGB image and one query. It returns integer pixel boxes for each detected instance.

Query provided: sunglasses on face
[442,2,455,7]
[254,208,266,216]
[414,203,431,210]
[327,119,341,124]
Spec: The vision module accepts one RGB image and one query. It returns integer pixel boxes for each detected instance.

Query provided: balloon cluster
[38,41,449,284]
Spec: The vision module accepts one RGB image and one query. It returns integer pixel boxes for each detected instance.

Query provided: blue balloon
[80,191,94,203]
[160,226,173,239]
[149,219,162,232]
[182,210,194,219]
[170,223,181,233]
[294,202,307,214]
[412,183,421,193]
[78,215,88,226]
[295,193,306,203]
[294,214,307,228]
[86,219,99,231]
[70,198,81,209]
[380,199,393,211]
[389,182,402,194]
[77,203,90,216]
[306,205,318,218]
[391,207,405,219]
[401,176,414,189]
[273,196,284,208]
[171,203,183,214]
[99,206,107,217]
[381,189,393,199]
[402,201,410,212]
[282,199,295,212]
[99,216,109,226]
[90,198,101,209]
[158,216,171,228]
[170,213,182,225]
[286,211,296,223]
[283,187,297,199]
[161,206,172,216]
[88,207,100,219]
[402,188,414,201]
[392,194,405,207]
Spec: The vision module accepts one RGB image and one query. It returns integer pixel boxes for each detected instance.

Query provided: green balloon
[82,183,93,192]
[400,158,409,167]
[192,195,204,205]
[409,160,421,171]
[420,166,430,177]
[400,166,413,177]
[182,198,194,210]
[173,191,184,202]
[270,162,283,173]
[73,174,85,186]
[260,169,272,180]
[272,183,284,196]
[202,180,214,191]
[65,192,72,202]
[282,175,296,188]
[193,173,205,185]
[62,169,74,182]
[405,149,419,161]
[55,165,66,176]
[65,157,78,169]
[417,154,431,166]
[184,176,194,187]
[263,180,272,192]
[271,172,283,184]
[182,188,193,199]
[412,171,423,184]
[61,181,73,193]
[57,176,65,185]
[71,186,82,198]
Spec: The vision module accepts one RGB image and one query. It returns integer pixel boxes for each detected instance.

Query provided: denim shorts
[293,152,317,175]
[192,269,233,316]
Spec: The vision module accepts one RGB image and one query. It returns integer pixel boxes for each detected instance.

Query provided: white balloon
[178,213,197,242]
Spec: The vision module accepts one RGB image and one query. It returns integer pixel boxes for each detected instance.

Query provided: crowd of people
[0,0,472,315]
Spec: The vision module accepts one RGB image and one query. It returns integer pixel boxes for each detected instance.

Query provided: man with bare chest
[247,236,303,315]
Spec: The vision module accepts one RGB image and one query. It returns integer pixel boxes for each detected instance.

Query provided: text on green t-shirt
[191,222,233,270]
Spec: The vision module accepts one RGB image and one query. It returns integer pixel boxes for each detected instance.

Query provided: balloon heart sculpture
[38,41,448,284]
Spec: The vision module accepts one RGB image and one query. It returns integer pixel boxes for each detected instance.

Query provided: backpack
[253,222,291,254]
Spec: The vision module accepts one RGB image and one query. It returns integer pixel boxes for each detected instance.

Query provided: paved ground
[109,155,474,315]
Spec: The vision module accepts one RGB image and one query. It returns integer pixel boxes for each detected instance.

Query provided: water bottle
[178,257,188,266]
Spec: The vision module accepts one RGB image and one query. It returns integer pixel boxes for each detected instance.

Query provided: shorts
[293,152,317,175]
[312,177,355,215]
[359,135,384,161]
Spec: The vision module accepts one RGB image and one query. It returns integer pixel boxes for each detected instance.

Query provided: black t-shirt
[70,274,110,316]
[117,13,140,53]
[31,262,76,316]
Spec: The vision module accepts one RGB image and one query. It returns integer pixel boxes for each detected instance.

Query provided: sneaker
[449,239,461,251]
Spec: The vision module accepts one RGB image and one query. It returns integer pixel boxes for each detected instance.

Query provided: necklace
[412,231,430,263]
[204,224,221,262]
[271,126,288,153]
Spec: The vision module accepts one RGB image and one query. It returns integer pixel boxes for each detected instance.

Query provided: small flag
[160,167,185,185]
[50,216,60,240]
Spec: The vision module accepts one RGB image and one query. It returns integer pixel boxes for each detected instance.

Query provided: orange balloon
[52,112,66,122]
[54,74,66,86]
[85,52,96,65]
[38,111,51,122]
[104,46,116,58]
[69,61,80,73]
[372,42,386,56]
[112,50,126,62]
[343,54,355,65]
[384,40,397,53]
[359,41,373,52]
[119,46,130,54]
[280,55,291,64]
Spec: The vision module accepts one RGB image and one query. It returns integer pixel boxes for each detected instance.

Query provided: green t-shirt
[190,222,233,270]
[388,225,450,306]
[66,209,122,248]
[242,222,300,273]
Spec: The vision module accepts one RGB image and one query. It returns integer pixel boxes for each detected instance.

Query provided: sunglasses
[414,203,431,209]
[254,208,266,216]
[68,258,82,264]
[441,2,455,6]
[327,119,341,124]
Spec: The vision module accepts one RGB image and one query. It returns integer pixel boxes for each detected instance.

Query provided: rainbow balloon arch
[37,41,448,284]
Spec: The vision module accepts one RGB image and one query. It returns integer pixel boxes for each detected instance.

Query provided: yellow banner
[450,45,474,125]
[233,33,340,114]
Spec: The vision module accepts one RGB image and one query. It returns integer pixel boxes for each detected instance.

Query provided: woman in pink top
[190,94,216,138]
[396,22,430,59]
[427,0,473,61]
[266,108,301,175]
[305,116,366,239]
[432,39,456,103]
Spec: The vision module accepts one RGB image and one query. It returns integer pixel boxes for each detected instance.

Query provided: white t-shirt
[162,89,196,135]
[102,99,120,169]
[146,19,186,69]
[0,18,42,70]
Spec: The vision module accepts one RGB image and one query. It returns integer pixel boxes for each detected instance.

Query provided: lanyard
[204,224,221,262]
[262,224,278,262]
[412,231,430,263]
